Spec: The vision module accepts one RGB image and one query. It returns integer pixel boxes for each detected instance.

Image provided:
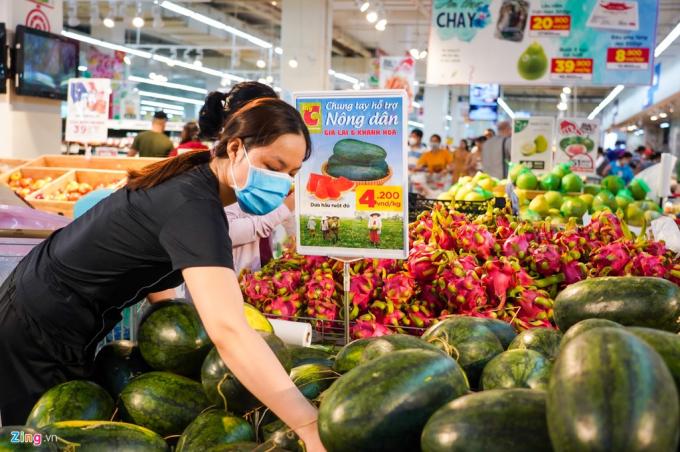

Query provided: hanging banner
[85,46,125,80]
[379,56,416,111]
[65,78,111,143]
[554,118,600,176]
[511,116,555,174]
[293,90,409,260]
[427,0,659,86]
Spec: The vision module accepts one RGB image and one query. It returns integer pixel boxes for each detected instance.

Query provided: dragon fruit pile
[240,204,680,339]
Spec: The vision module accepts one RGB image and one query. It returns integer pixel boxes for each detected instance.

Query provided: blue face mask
[230,146,293,215]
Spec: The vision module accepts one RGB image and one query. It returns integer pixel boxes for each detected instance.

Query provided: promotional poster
[65,78,111,144]
[427,0,659,86]
[510,116,556,174]
[379,56,416,111]
[554,118,600,176]
[294,91,409,260]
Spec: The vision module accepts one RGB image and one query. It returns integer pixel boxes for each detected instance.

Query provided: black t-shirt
[15,163,233,351]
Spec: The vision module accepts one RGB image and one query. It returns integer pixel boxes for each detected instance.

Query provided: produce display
[241,202,680,337]
[7,171,54,199]
[35,180,122,202]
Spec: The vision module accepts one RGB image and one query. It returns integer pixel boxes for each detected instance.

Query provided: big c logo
[299,102,322,134]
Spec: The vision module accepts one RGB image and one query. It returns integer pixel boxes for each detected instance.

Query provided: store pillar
[280,0,332,92]
[422,85,449,140]
[0,0,64,158]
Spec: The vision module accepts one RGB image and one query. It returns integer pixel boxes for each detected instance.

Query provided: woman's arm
[225,196,293,247]
[183,266,324,451]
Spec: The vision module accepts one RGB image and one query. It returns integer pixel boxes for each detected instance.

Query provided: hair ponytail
[126,97,311,191]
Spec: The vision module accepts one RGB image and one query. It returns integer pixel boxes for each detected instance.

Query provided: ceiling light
[655,21,680,58]
[445,115,453,121]
[353,83,361,90]
[258,78,267,84]
[408,120,424,128]
[412,101,421,108]
[557,102,568,111]
[660,122,670,128]
[497,97,515,119]
[220,78,230,87]
[256,59,266,69]
[78,65,88,72]
[562,87,572,94]
[132,16,145,28]
[627,124,638,131]
[273,86,282,93]
[331,71,359,84]
[123,55,132,65]
[266,75,274,83]
[419,50,428,59]
[274,47,283,55]
[288,58,298,68]
[659,112,668,118]
[651,115,659,121]
[409,48,420,59]
[271,1,277,5]
[375,19,387,31]
[138,90,204,105]
[360,2,370,13]
[103,17,115,28]
[193,59,203,67]
[560,92,568,101]
[160,1,273,48]
[366,11,378,23]
[413,81,420,86]
[587,84,625,120]
[140,100,185,112]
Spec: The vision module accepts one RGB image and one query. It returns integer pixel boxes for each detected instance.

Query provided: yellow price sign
[355,185,403,212]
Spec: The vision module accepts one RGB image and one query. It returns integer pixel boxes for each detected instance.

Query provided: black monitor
[14,25,78,100]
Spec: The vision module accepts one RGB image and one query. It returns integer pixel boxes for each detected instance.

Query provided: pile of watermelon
[1,300,336,451]
[5,275,679,451]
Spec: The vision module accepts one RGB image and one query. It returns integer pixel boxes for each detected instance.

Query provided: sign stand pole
[331,256,361,344]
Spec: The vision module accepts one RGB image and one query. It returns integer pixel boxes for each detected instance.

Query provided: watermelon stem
[216,373,230,412]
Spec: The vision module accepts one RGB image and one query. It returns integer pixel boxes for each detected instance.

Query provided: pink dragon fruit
[437,266,487,314]
[589,241,632,276]
[351,314,392,338]
[585,212,626,245]
[493,214,514,241]
[407,243,452,282]
[512,288,553,328]
[405,302,435,329]
[530,244,562,276]
[418,283,447,313]
[642,240,668,257]
[382,308,408,331]
[349,273,376,315]
[305,269,336,300]
[481,259,517,310]
[626,252,668,278]
[271,270,303,296]
[241,273,275,308]
[456,223,496,260]
[383,272,416,308]
[561,259,587,285]
[503,234,531,260]
[263,293,301,319]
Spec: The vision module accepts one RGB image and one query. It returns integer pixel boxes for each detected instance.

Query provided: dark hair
[199,82,278,140]
[430,134,442,142]
[621,151,633,159]
[459,139,469,151]
[411,128,423,139]
[180,121,201,145]
[153,111,168,120]
[475,136,487,144]
[128,98,311,191]
[635,145,646,153]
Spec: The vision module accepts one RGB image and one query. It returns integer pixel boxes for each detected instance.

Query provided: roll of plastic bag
[269,319,312,347]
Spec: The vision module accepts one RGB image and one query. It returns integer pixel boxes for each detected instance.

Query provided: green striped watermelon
[119,371,209,437]
[40,421,167,451]
[627,326,680,397]
[262,420,303,452]
[290,363,337,400]
[318,349,469,452]
[421,389,552,452]
[560,318,623,348]
[481,349,552,391]
[332,338,372,374]
[0,426,57,451]
[25,381,114,429]
[422,317,503,387]
[201,332,292,413]
[547,328,679,451]
[360,334,444,364]
[93,340,151,398]
[508,327,562,360]
[138,302,212,376]
[287,345,334,368]
[470,317,518,349]
[176,409,254,452]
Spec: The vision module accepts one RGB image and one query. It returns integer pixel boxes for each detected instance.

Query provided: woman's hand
[284,191,295,211]
[183,266,324,451]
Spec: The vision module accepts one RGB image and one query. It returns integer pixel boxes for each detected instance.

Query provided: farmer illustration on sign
[368,213,382,247]
[328,216,340,243]
[306,217,317,237]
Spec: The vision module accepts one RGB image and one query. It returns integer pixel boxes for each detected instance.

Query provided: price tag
[550,58,593,81]
[355,185,403,212]
[529,15,571,37]
[606,48,650,70]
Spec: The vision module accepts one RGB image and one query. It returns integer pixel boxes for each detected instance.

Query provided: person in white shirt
[368,213,382,247]
[321,216,329,241]
[307,217,317,237]
[408,128,426,170]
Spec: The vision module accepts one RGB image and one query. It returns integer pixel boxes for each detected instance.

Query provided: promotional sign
[294,90,409,260]
[85,46,125,80]
[511,117,555,174]
[427,0,659,86]
[65,78,111,143]
[554,118,600,176]
[379,56,416,111]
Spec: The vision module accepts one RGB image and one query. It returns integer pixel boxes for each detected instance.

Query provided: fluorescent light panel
[497,97,515,119]
[129,75,208,94]
[655,21,680,58]
[160,1,272,48]
[408,120,424,128]
[140,99,186,111]
[138,90,205,105]
[588,84,624,120]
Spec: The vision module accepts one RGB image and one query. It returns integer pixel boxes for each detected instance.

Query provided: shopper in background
[595,147,608,177]
[605,151,635,184]
[637,150,661,173]
[169,121,209,157]
[127,111,174,158]
[451,138,471,183]
[468,136,487,175]
[417,134,452,173]
[481,121,512,179]
[408,128,426,170]
[632,145,646,170]
[484,128,496,139]
[0,97,325,451]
